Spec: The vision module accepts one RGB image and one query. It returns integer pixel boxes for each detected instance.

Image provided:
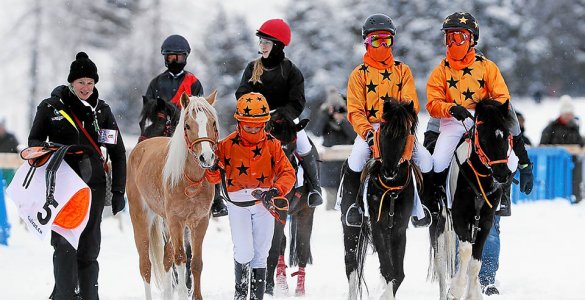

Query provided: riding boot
[340,161,363,227]
[432,169,449,205]
[234,260,251,300]
[51,234,78,300]
[251,268,267,300]
[299,147,324,207]
[292,267,306,296]
[411,204,432,228]
[211,183,228,217]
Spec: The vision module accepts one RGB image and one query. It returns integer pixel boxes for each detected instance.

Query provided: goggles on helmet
[445,30,471,46]
[364,33,394,48]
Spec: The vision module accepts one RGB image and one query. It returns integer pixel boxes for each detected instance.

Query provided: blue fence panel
[0,168,11,245]
[512,147,574,203]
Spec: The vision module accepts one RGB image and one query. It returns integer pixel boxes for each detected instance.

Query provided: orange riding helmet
[234,92,271,123]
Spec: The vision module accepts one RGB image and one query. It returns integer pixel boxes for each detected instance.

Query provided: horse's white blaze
[195,109,214,166]
[495,129,504,139]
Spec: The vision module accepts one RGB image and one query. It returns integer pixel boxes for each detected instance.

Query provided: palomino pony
[432,99,513,300]
[127,92,219,300]
[349,99,420,299]
[138,96,180,141]
[264,111,314,296]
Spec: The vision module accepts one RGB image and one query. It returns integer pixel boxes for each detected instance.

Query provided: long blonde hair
[249,58,264,84]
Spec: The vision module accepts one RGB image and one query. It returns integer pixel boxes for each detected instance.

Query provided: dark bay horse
[264,111,315,296]
[430,99,513,300]
[349,99,420,299]
[127,92,219,300]
[138,96,180,142]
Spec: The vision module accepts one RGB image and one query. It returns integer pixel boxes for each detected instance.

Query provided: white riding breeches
[433,115,518,173]
[347,123,433,173]
[296,128,312,155]
[226,202,275,268]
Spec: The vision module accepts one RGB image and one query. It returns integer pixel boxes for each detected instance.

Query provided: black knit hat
[67,52,99,83]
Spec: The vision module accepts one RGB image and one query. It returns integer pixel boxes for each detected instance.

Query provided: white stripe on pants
[227,202,275,268]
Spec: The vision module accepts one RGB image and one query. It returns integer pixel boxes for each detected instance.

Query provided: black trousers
[51,186,105,300]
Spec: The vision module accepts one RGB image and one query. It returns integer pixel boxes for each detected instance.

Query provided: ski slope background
[1,97,585,299]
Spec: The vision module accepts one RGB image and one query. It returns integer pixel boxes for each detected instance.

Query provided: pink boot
[291,267,306,296]
[276,255,289,293]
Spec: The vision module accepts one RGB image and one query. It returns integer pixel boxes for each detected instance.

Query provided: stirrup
[411,205,432,228]
[344,203,363,227]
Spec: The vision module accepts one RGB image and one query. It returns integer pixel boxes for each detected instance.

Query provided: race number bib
[98,129,118,144]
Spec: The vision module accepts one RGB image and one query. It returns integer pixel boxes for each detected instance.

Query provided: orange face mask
[445,30,472,61]
[367,44,393,62]
[238,122,266,145]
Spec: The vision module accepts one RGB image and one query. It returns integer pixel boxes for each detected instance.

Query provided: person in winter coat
[235,19,324,208]
[28,52,126,300]
[145,34,228,217]
[425,12,534,295]
[339,13,433,229]
[0,119,19,153]
[216,92,296,300]
[540,95,584,146]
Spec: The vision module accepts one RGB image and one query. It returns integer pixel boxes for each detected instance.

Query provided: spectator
[515,111,532,146]
[540,95,584,146]
[313,87,356,210]
[0,118,19,153]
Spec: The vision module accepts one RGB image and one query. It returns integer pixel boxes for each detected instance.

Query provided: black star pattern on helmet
[227,178,234,186]
[381,92,393,103]
[245,97,253,103]
[380,69,392,81]
[252,145,262,158]
[447,77,459,88]
[359,64,369,75]
[478,78,486,88]
[366,80,378,93]
[261,105,268,113]
[256,96,263,101]
[230,135,241,145]
[243,106,252,115]
[462,67,473,76]
[367,105,379,118]
[237,162,249,175]
[256,173,267,183]
[224,157,231,167]
[475,55,484,62]
[396,80,403,91]
[462,88,475,101]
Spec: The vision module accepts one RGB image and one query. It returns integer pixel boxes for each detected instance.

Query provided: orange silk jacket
[217,131,296,196]
[346,61,420,139]
[426,55,510,118]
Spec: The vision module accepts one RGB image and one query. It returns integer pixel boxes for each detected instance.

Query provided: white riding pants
[226,202,275,268]
[347,123,432,173]
[296,128,312,155]
[433,115,518,173]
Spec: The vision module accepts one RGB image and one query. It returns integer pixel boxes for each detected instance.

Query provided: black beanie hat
[67,52,99,83]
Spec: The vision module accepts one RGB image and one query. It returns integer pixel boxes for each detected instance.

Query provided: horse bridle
[473,119,513,168]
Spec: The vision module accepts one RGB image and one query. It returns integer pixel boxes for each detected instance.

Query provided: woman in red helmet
[235,19,324,209]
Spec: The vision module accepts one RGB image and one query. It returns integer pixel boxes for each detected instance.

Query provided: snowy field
[1,195,584,299]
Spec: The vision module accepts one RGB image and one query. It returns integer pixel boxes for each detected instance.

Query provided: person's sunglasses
[445,31,470,46]
[365,34,394,48]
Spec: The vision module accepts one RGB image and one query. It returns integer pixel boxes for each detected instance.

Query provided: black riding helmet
[161,34,191,55]
[442,12,479,46]
[362,14,397,39]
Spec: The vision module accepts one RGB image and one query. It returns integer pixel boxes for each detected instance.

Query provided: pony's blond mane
[162,95,218,188]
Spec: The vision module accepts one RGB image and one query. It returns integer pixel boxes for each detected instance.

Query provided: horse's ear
[406,100,415,112]
[142,96,150,105]
[296,119,310,132]
[499,99,511,116]
[206,90,218,106]
[180,92,190,109]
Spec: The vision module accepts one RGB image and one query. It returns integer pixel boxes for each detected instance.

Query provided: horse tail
[149,215,167,289]
[355,221,371,298]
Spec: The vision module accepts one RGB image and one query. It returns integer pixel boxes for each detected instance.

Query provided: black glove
[449,105,473,121]
[365,130,375,147]
[253,188,280,203]
[112,191,126,215]
[518,163,534,195]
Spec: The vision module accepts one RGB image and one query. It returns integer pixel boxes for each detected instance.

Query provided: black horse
[428,99,513,300]
[138,96,180,142]
[347,99,420,299]
[264,111,315,297]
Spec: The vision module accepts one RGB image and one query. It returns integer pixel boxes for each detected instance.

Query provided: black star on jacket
[380,69,392,81]
[462,67,473,76]
[252,145,262,158]
[447,77,459,88]
[237,162,249,175]
[366,80,378,93]
[367,105,379,118]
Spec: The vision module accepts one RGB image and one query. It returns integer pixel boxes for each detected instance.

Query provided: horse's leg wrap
[291,267,306,296]
[275,255,289,293]
[299,147,324,207]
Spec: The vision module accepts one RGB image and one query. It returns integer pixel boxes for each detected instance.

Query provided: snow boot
[340,161,363,227]
[234,260,251,300]
[275,255,289,294]
[411,204,432,228]
[211,183,228,217]
[291,267,306,296]
[482,284,500,295]
[251,268,267,300]
[299,147,324,207]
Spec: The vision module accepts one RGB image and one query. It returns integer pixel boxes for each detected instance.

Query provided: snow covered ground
[1,194,584,299]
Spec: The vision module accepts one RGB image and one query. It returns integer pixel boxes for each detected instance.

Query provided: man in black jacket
[29,52,126,300]
[0,119,19,153]
[145,34,228,217]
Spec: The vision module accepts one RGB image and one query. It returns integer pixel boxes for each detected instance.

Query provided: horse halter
[182,109,219,167]
[472,118,513,168]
